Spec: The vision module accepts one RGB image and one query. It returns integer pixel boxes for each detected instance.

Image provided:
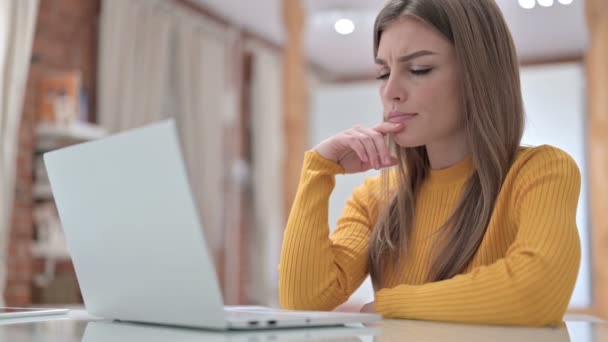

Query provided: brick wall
[4,0,100,306]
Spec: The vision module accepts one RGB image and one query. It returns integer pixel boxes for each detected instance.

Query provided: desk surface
[0,310,605,342]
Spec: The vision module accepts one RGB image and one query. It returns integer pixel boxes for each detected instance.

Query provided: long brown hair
[368,0,525,288]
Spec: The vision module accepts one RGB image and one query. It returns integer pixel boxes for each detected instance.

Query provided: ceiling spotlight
[537,0,555,7]
[334,18,355,35]
[518,0,536,9]
[558,0,573,4]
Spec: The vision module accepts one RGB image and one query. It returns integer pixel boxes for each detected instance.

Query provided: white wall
[519,63,589,308]
[310,79,380,307]
[310,62,590,309]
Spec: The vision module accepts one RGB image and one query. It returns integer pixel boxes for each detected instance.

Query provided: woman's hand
[313,122,404,174]
[360,301,376,313]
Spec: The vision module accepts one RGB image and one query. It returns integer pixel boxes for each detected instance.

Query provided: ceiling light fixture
[334,18,355,35]
[518,0,536,9]
[519,0,575,9]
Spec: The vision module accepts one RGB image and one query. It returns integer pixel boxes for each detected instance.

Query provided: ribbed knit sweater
[279,145,581,326]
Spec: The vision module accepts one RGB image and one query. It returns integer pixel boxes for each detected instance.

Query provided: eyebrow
[375,50,437,65]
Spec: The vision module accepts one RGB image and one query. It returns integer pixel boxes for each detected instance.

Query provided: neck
[426,130,469,170]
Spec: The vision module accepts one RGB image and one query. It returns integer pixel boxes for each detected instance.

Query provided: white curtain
[98,0,234,262]
[246,41,284,306]
[97,0,172,130]
[0,0,39,306]
[98,0,287,306]
[172,9,233,265]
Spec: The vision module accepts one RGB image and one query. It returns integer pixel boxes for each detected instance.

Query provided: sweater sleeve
[375,147,582,326]
[279,151,377,310]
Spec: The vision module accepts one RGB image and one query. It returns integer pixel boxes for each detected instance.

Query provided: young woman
[279,0,581,326]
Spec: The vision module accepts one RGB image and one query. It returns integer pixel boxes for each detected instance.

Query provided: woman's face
[376,16,465,149]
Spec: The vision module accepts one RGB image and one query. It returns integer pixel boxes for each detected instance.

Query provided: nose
[383,74,406,104]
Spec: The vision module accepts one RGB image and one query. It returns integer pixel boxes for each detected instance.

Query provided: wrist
[312,146,338,164]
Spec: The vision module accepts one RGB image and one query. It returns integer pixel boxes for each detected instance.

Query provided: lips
[387,111,417,123]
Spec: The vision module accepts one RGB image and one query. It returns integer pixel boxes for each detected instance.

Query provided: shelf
[36,121,108,152]
[31,242,71,260]
[34,182,53,200]
[32,121,105,273]
[31,242,71,288]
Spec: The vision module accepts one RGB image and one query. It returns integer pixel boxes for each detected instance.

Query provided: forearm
[279,151,350,310]
[374,147,583,326]
[376,241,580,326]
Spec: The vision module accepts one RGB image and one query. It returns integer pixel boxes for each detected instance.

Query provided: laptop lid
[44,119,227,329]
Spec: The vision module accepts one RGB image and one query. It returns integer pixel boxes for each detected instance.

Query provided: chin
[393,134,425,149]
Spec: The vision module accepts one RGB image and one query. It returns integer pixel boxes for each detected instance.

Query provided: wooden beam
[586,0,608,320]
[567,308,597,316]
[282,0,308,221]
[313,53,586,85]
[174,0,282,52]
[519,54,583,67]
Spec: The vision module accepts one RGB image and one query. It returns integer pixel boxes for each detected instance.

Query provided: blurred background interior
[0,0,606,321]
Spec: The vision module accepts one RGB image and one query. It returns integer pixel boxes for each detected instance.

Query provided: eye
[376,72,390,80]
[410,68,432,76]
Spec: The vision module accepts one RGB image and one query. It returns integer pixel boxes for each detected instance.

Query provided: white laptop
[43,119,381,330]
[82,320,378,342]
[0,307,69,320]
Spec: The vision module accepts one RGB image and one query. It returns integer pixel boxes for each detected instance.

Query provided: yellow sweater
[279,145,581,326]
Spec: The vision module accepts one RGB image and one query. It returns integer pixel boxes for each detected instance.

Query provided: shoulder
[352,173,383,201]
[506,145,581,203]
[511,145,580,177]
[348,172,391,221]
